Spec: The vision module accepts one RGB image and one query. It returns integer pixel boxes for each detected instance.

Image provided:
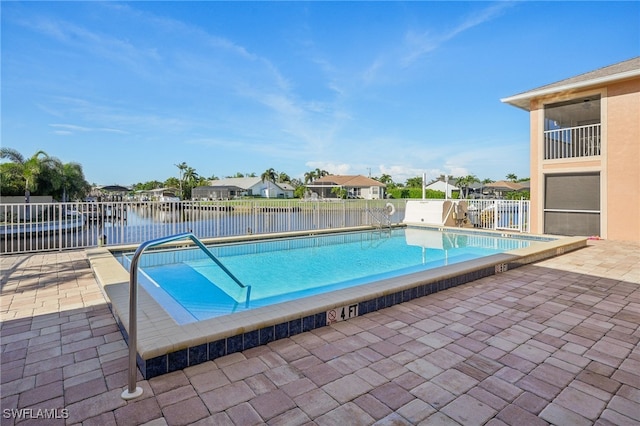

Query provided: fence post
[343,201,346,228]
[58,203,63,251]
[518,198,523,232]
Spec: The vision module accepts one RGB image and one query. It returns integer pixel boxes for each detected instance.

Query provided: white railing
[0,199,404,254]
[544,123,601,160]
[466,199,530,233]
[0,198,530,254]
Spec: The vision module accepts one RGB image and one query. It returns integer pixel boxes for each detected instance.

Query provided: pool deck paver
[1,239,639,425]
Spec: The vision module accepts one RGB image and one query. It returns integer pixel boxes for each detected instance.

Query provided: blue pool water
[120,228,539,323]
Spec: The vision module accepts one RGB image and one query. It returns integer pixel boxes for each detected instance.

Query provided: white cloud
[401,2,515,67]
[305,161,352,175]
[379,163,417,176]
[49,123,128,135]
[362,57,385,85]
[402,31,440,67]
[442,164,470,179]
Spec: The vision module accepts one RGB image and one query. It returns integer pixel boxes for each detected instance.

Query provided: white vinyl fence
[0,198,529,254]
[465,199,530,233]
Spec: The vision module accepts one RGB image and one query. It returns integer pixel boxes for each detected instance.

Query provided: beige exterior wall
[527,77,640,242]
[605,79,640,242]
[529,101,543,235]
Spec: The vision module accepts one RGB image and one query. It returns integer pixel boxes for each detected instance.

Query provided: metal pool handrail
[121,232,250,400]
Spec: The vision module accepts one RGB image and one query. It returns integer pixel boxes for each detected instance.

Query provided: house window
[544,173,600,237]
[543,96,601,159]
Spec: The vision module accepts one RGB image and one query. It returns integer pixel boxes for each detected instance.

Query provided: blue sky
[2,1,639,187]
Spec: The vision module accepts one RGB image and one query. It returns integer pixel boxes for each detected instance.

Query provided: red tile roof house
[502,57,640,242]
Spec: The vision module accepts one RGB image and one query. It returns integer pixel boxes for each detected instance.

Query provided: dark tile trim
[139,263,507,379]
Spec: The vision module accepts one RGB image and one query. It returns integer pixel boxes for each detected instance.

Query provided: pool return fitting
[121,232,250,400]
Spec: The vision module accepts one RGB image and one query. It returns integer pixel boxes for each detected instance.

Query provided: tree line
[0,148,91,202]
[1,148,528,201]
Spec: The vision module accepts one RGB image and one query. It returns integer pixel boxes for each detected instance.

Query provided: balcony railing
[543,123,601,160]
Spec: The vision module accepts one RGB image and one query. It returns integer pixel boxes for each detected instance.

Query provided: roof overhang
[98,185,131,192]
[501,68,640,111]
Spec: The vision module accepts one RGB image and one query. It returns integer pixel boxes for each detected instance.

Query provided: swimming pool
[119,228,537,323]
[88,225,587,379]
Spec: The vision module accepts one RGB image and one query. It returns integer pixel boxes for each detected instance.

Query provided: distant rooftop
[209,177,293,191]
[209,177,263,188]
[309,174,385,187]
[502,56,640,110]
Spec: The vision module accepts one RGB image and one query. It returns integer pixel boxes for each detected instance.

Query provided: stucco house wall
[606,78,640,241]
[504,57,640,242]
[206,178,294,199]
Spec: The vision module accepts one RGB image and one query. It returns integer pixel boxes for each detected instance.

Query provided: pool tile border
[137,264,513,378]
[87,226,587,379]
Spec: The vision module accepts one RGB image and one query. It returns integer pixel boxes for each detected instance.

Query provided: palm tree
[0,147,25,166]
[304,170,317,184]
[405,176,423,188]
[183,167,199,185]
[195,176,210,187]
[261,168,277,198]
[378,174,394,187]
[175,162,188,197]
[314,168,329,179]
[466,175,480,198]
[428,174,454,185]
[278,172,291,183]
[182,166,199,199]
[164,177,180,190]
[455,175,480,198]
[56,162,89,201]
[48,157,84,202]
[0,148,50,200]
[506,173,518,182]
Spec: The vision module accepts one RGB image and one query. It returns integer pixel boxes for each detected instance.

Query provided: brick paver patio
[1,239,639,425]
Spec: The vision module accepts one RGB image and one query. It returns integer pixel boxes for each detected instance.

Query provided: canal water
[1,202,381,253]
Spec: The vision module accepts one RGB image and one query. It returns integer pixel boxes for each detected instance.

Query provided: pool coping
[87,225,587,379]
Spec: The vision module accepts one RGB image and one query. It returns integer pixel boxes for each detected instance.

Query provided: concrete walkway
[1,240,639,425]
